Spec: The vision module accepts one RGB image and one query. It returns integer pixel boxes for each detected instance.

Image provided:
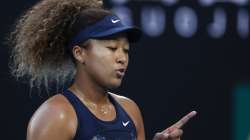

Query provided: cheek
[85,53,119,88]
[90,57,111,73]
[127,55,129,65]
[86,50,114,77]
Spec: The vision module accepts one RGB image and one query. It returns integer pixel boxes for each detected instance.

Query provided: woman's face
[83,36,130,89]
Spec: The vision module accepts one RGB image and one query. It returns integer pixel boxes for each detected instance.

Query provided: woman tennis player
[9,0,196,140]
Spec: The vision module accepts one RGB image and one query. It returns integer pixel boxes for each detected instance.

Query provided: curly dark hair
[8,0,112,92]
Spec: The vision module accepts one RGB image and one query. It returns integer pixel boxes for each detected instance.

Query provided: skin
[26,35,196,140]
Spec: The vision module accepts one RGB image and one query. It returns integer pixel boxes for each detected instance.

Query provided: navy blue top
[61,90,137,140]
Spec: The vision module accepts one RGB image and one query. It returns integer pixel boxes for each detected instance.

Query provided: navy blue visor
[68,14,141,48]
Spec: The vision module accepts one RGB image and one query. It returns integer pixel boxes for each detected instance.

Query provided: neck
[69,69,109,105]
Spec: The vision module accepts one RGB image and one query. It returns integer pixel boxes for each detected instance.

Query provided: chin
[106,80,122,89]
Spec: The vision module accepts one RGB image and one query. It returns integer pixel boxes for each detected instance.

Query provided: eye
[123,48,129,53]
[107,46,117,51]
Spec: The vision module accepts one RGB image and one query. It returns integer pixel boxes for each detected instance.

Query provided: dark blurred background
[1,0,250,140]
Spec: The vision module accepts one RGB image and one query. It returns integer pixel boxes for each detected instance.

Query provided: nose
[115,48,128,65]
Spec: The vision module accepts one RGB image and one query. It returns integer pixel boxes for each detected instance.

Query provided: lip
[115,68,126,78]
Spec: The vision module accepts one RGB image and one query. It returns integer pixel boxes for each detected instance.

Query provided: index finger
[172,111,197,129]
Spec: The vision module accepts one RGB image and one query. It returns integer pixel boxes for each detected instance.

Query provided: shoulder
[109,92,143,127]
[27,94,77,140]
[109,92,139,112]
[109,92,145,139]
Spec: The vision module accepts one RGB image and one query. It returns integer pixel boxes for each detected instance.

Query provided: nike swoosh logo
[122,121,130,127]
[111,19,120,23]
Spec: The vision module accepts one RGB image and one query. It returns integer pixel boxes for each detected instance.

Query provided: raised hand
[153,111,197,140]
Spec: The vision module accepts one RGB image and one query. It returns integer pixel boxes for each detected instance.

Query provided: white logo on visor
[111,19,120,23]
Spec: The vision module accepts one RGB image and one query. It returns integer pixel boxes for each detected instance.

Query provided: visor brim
[91,26,142,43]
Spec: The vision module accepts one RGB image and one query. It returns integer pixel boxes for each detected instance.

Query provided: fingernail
[163,133,169,138]
[191,111,197,115]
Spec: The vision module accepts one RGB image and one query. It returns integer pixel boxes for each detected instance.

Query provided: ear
[72,45,86,63]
